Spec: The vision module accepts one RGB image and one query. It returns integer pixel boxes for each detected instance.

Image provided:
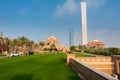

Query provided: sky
[0,0,120,47]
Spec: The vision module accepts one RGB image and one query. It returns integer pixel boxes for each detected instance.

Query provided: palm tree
[4,37,11,53]
[0,36,3,53]
[17,36,32,52]
[78,45,87,53]
[39,42,45,47]
[3,36,39,54]
[13,39,19,52]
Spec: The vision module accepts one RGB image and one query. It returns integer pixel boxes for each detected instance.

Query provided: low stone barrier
[112,55,120,79]
[69,58,118,80]
[76,57,114,75]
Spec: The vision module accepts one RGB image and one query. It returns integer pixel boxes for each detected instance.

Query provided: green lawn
[0,54,6,56]
[75,53,95,57]
[0,53,81,80]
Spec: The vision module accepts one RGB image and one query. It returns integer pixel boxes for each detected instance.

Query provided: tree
[13,39,19,51]
[106,47,120,55]
[49,44,56,52]
[78,45,88,53]
[9,36,35,53]
[39,42,45,47]
[78,45,87,50]
[3,37,11,53]
[70,46,76,52]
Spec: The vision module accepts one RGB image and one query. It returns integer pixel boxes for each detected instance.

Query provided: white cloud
[54,0,78,17]
[54,0,107,17]
[85,0,106,9]
[18,8,27,15]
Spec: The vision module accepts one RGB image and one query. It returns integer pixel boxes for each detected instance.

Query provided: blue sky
[0,0,120,47]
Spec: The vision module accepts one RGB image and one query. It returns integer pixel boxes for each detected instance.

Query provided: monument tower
[81,1,88,45]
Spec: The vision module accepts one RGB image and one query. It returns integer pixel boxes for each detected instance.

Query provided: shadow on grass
[10,74,34,80]
[67,76,82,80]
[61,58,66,63]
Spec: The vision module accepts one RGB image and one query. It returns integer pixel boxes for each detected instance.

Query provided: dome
[46,36,58,41]
[93,40,99,42]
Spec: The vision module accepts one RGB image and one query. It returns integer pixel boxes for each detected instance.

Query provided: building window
[47,43,50,45]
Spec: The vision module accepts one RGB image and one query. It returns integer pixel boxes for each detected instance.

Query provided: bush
[75,50,81,52]
[70,46,76,51]
[0,54,6,56]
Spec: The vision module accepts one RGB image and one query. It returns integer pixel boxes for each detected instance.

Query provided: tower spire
[81,1,88,46]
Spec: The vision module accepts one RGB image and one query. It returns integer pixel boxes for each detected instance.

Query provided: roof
[46,36,58,41]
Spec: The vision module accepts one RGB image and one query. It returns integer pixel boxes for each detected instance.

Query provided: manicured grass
[0,53,81,80]
[0,54,6,56]
[75,53,94,57]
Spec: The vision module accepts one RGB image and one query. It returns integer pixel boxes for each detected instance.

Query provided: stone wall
[76,57,114,75]
[69,58,118,80]
[66,54,75,64]
[112,55,120,78]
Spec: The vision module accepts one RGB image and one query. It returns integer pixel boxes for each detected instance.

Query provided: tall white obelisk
[81,1,87,45]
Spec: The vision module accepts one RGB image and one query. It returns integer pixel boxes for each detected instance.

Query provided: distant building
[43,36,70,52]
[87,40,105,48]
[69,29,74,47]
[44,36,61,50]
